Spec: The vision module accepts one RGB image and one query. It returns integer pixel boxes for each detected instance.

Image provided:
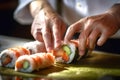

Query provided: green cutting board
[0,51,120,80]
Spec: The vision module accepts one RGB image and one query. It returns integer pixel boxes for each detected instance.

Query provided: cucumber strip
[23,61,29,69]
[66,43,77,63]
[62,45,71,55]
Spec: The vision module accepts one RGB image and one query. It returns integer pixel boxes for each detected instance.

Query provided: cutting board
[0,51,120,80]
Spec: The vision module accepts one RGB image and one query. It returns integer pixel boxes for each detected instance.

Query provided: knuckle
[69,26,74,31]
[42,31,50,37]
[86,17,95,23]
[85,16,99,26]
[88,36,93,42]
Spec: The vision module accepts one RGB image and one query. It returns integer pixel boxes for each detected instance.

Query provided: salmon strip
[8,48,21,58]
[16,47,30,55]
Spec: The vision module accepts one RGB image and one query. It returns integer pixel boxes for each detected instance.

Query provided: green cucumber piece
[23,61,29,69]
[62,45,71,55]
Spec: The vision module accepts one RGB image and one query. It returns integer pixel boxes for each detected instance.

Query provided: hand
[64,12,120,56]
[31,9,67,52]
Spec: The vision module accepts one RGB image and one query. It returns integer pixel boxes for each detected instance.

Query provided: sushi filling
[23,60,30,70]
[62,45,71,56]
[61,45,71,62]
[1,54,12,66]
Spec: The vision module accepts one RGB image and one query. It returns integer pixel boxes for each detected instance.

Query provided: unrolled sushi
[15,53,55,72]
[0,47,30,68]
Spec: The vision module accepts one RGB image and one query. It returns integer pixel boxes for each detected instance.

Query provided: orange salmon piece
[15,61,23,70]
[17,47,30,55]
[8,48,21,58]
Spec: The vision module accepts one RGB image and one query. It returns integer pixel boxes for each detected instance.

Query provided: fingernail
[55,40,61,48]
[77,50,85,60]
[79,50,85,56]
[55,43,60,49]
[47,47,53,52]
[64,39,68,43]
[77,56,82,61]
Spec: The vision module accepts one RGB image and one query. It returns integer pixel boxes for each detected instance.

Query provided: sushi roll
[23,41,46,54]
[53,40,79,63]
[0,46,30,68]
[15,53,55,73]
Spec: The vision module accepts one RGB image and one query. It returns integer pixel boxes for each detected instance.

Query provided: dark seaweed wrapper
[70,48,88,63]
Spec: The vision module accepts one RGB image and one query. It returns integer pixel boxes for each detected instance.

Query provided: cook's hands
[64,12,120,56]
[31,9,67,52]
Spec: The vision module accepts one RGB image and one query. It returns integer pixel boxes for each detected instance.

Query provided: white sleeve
[14,0,33,25]
[14,0,57,25]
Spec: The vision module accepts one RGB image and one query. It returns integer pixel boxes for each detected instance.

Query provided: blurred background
[0,0,34,40]
[0,0,119,53]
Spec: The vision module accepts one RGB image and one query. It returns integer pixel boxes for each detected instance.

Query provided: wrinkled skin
[30,1,120,56]
[31,9,67,52]
[64,12,120,56]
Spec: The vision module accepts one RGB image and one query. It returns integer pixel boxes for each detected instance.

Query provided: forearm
[29,0,56,18]
[107,4,120,29]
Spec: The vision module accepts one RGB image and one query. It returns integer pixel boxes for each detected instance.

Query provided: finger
[61,23,67,39]
[41,27,53,52]
[32,28,44,42]
[64,22,82,42]
[31,21,44,42]
[78,31,88,56]
[78,25,93,56]
[88,27,101,50]
[97,32,108,46]
[52,23,62,48]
